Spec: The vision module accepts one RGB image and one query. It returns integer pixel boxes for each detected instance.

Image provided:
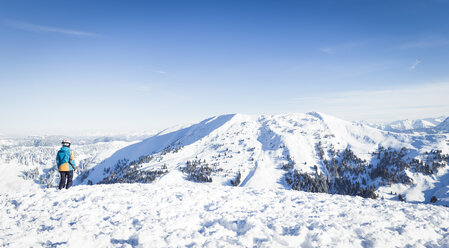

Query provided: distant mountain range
[364,116,449,133]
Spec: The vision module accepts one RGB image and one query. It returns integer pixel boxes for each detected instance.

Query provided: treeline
[181,159,214,183]
[98,155,168,184]
[97,145,183,184]
[285,144,377,199]
[285,143,449,200]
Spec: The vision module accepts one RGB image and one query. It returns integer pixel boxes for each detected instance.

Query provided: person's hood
[60,146,70,151]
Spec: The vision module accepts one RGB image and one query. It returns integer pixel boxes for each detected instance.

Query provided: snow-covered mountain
[2,113,449,247]
[436,117,449,133]
[77,112,449,206]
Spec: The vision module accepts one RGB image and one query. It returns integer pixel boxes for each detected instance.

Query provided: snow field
[1,182,448,247]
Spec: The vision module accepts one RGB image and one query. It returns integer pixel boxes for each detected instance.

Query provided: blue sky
[1,0,449,135]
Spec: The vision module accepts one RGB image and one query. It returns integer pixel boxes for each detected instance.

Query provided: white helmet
[62,139,71,146]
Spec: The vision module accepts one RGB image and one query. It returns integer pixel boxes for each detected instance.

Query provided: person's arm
[69,150,76,170]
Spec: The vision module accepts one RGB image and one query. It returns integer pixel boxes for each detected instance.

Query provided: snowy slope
[1,183,448,248]
[80,112,449,206]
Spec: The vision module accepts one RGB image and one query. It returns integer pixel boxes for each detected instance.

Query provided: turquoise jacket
[56,146,76,171]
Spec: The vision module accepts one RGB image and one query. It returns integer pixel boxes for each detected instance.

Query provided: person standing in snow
[56,139,77,190]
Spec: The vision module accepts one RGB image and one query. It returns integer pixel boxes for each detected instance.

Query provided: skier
[56,139,77,190]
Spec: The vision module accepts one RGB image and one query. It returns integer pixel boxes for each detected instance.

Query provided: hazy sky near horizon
[1,0,449,135]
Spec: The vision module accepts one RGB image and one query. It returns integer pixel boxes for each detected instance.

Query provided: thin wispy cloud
[154,70,167,74]
[319,41,362,55]
[2,19,97,37]
[320,47,334,54]
[408,59,421,71]
[400,38,449,49]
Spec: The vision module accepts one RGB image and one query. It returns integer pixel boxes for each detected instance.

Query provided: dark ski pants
[59,171,73,190]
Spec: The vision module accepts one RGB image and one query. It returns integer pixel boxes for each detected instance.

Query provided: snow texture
[1,182,449,248]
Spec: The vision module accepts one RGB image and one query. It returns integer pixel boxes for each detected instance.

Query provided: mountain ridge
[78,112,449,206]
